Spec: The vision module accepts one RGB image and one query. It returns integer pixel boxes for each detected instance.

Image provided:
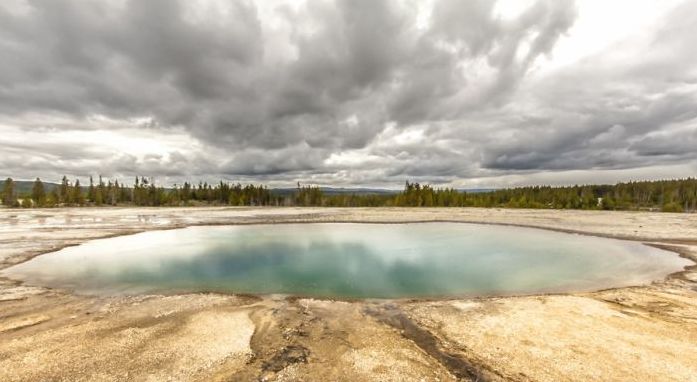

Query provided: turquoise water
[3,223,691,298]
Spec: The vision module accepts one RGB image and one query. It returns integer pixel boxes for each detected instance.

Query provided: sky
[1,0,696,189]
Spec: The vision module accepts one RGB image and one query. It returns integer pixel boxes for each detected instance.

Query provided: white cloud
[0,0,695,188]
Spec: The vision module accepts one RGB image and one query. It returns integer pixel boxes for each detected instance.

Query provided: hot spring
[3,223,690,298]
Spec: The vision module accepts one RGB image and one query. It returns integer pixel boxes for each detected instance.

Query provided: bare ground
[1,207,696,381]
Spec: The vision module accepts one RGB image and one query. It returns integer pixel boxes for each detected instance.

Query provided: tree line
[1,176,696,212]
[0,176,278,207]
[315,179,697,212]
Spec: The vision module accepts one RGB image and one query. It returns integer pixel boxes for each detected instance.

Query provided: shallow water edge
[2,219,694,300]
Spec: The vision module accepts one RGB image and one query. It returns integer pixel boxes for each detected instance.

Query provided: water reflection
[3,223,691,298]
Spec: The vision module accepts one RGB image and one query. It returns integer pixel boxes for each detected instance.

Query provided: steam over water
[3,223,691,298]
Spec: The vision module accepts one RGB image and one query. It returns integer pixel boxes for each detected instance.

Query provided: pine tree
[72,179,84,205]
[95,175,105,206]
[88,176,96,203]
[59,176,70,204]
[2,177,18,207]
[31,177,46,206]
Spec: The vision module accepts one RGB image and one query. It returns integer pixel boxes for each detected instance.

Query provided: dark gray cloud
[0,0,695,187]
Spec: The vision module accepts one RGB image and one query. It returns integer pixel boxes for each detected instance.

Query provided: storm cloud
[0,0,695,187]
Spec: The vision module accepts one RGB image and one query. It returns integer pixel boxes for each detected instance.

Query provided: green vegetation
[325,179,697,212]
[31,178,46,206]
[1,177,696,212]
[2,177,19,207]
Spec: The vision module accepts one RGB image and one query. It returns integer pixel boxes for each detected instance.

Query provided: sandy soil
[1,207,696,381]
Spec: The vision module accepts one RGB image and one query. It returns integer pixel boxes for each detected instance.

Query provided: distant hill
[270,187,398,197]
[272,187,499,196]
[457,188,496,194]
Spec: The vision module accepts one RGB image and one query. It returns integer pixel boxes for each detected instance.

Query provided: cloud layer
[1,0,695,187]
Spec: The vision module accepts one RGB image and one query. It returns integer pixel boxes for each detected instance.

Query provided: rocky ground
[1,207,696,381]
